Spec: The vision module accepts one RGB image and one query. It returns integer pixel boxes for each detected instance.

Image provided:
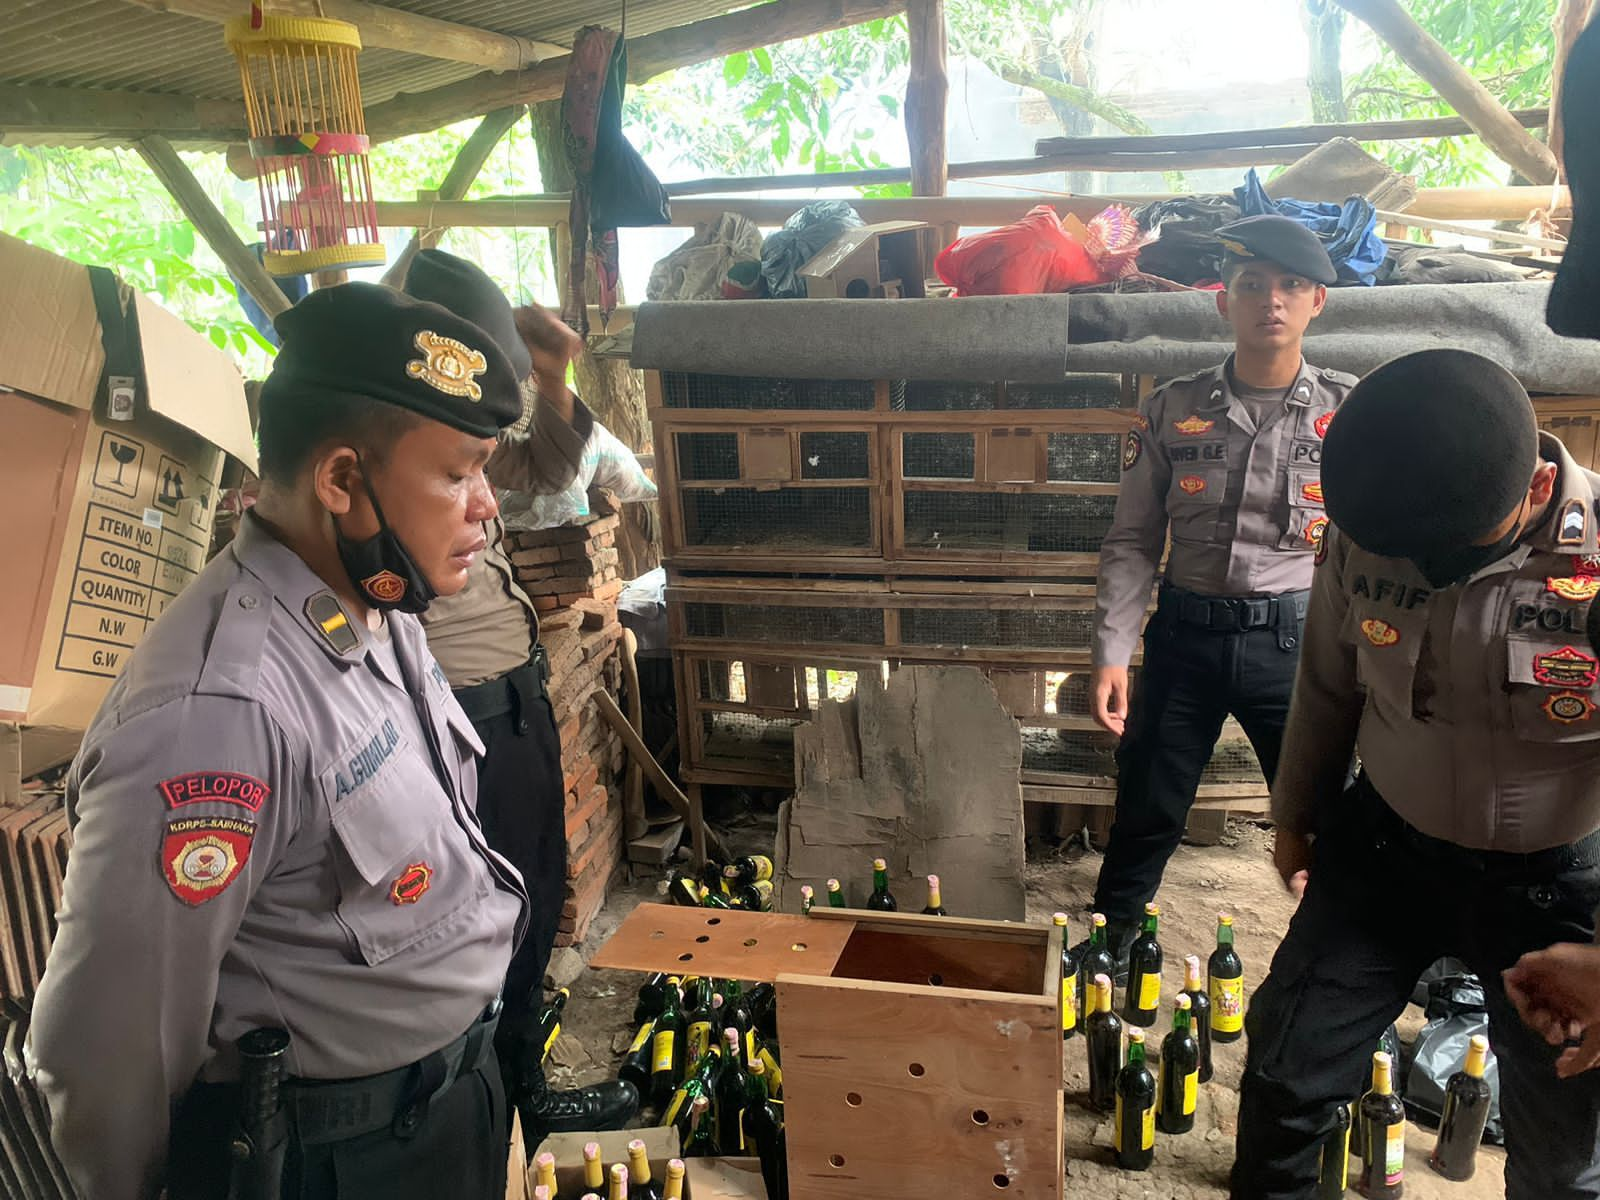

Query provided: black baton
[228,1027,291,1200]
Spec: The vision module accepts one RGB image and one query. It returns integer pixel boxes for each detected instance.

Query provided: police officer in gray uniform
[1234,349,1600,1199]
[1086,215,1357,961]
[29,284,529,1200]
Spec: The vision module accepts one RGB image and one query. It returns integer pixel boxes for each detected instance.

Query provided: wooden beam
[0,83,246,142]
[134,135,292,320]
[594,690,729,861]
[379,105,526,286]
[1375,208,1568,252]
[1033,108,1548,157]
[1333,0,1558,184]
[363,0,907,141]
[366,186,1571,230]
[121,0,566,68]
[904,0,948,197]
[1549,0,1597,170]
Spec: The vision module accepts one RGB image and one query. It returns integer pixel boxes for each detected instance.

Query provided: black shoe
[526,1078,639,1135]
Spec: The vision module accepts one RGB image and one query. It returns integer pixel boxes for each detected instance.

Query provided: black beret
[264,282,520,437]
[402,249,533,380]
[1322,349,1537,556]
[1549,19,1600,338]
[1215,214,1337,285]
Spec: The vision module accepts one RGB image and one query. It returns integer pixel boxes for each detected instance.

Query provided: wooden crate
[592,904,1063,1200]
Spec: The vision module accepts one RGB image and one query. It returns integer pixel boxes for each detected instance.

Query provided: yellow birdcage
[225,4,385,275]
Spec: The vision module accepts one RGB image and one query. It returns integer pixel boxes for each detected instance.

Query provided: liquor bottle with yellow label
[826,878,846,908]
[1315,1102,1352,1200]
[1086,972,1124,1113]
[800,884,814,915]
[1181,954,1212,1082]
[650,983,685,1106]
[628,1137,665,1200]
[1156,994,1199,1135]
[1053,913,1081,1041]
[1115,1027,1157,1170]
[1428,1034,1492,1181]
[1078,913,1117,1025]
[1123,903,1163,1028]
[583,1140,606,1193]
[662,1160,686,1200]
[608,1162,630,1200]
[922,873,949,916]
[1207,913,1244,1043]
[866,857,898,911]
[532,1151,557,1196]
[1357,1051,1406,1199]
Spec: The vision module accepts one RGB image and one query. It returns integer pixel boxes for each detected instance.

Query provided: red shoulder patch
[161,817,253,906]
[159,772,271,813]
[1314,411,1334,439]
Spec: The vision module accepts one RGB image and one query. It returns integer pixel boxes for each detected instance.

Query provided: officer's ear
[310,446,362,518]
[1215,287,1230,321]
[1530,460,1559,507]
[1309,284,1329,319]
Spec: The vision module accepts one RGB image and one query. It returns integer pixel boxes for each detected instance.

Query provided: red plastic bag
[935,205,1101,296]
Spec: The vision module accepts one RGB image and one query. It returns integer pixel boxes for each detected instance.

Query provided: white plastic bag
[498,420,657,531]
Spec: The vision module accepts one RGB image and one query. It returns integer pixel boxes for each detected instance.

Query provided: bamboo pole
[1333,0,1558,184]
[135,135,292,320]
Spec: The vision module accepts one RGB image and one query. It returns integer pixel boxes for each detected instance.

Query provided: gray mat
[629,294,1072,381]
[1067,281,1600,394]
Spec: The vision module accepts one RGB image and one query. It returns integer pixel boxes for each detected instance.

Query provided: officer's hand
[1091,666,1130,737]
[513,303,585,391]
[1272,829,1312,899]
[1505,943,1600,1075]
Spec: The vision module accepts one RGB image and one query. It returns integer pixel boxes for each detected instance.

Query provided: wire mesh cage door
[226,7,385,276]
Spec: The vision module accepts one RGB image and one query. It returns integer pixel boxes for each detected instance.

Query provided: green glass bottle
[1357,1051,1406,1199]
[1085,972,1124,1113]
[1315,1102,1352,1200]
[726,855,774,884]
[921,873,948,916]
[744,1058,788,1200]
[684,1094,721,1157]
[663,1036,721,1132]
[826,878,846,908]
[715,1027,752,1153]
[1429,1034,1492,1181]
[1053,913,1081,1042]
[1114,1028,1157,1170]
[1079,913,1117,1025]
[1181,954,1212,1083]
[650,981,686,1106]
[1123,903,1163,1028]
[866,858,898,911]
[1207,913,1244,1043]
[618,1018,655,1091]
[628,1137,665,1200]
[684,977,715,1071]
[800,884,814,916]
[1156,994,1199,1135]
[535,987,568,1063]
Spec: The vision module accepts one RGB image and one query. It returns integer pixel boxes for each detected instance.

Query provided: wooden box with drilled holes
[592,903,1063,1200]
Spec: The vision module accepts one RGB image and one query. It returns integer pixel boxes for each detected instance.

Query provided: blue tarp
[1234,168,1386,287]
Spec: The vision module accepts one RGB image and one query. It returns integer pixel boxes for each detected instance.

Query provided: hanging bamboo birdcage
[225,6,385,275]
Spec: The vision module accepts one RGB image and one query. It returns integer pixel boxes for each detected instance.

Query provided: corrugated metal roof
[0,0,745,143]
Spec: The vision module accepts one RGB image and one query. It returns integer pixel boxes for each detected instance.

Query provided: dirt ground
[547,816,1507,1198]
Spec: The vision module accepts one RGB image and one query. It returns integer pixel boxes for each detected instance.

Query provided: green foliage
[0,145,276,370]
[1345,0,1557,186]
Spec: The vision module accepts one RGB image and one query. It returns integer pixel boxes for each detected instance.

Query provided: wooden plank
[0,82,247,142]
[905,0,948,198]
[653,406,1138,432]
[588,902,853,979]
[1374,208,1568,251]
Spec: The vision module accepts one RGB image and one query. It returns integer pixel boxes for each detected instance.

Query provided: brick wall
[505,515,628,946]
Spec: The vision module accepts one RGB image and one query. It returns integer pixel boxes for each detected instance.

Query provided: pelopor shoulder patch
[161,816,254,906]
[305,591,361,654]
[159,771,270,813]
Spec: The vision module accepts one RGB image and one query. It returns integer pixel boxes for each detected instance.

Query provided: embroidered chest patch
[390,861,434,905]
[1544,691,1596,724]
[1361,618,1400,647]
[1173,415,1215,436]
[1532,646,1600,689]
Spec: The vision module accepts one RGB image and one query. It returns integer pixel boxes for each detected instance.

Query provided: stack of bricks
[505,515,628,946]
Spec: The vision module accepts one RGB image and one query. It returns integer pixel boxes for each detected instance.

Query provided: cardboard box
[0,232,255,797]
[521,1126,764,1199]
[798,220,932,299]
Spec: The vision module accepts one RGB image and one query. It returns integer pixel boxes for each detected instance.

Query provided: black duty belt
[286,1002,501,1145]
[1162,586,1309,633]
[451,646,549,726]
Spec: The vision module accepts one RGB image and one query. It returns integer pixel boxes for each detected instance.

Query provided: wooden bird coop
[225,6,384,275]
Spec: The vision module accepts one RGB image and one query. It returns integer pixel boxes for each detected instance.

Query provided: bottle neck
[1173,1006,1190,1034]
[1089,921,1107,948]
[629,1149,653,1185]
[1216,921,1235,948]
[927,879,943,908]
[1142,913,1159,936]
[873,869,889,892]
[1371,1061,1393,1096]
[1464,1041,1489,1079]
[1185,961,1203,991]
[1127,1036,1147,1065]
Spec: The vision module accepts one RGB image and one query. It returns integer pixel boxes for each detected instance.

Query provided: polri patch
[305,591,360,654]
[1548,575,1600,602]
[1178,475,1207,495]
[1122,431,1142,472]
[1173,415,1215,436]
[1544,691,1595,724]
[159,771,270,813]
[1307,515,1329,555]
[1314,411,1334,439]
[361,570,408,605]
[390,861,434,905]
[1559,499,1588,546]
[1533,646,1600,688]
[407,329,487,401]
[161,816,253,906]
[1361,618,1400,647]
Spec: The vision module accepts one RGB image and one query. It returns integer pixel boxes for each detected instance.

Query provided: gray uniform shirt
[28,512,526,1200]
[1092,358,1357,667]
[1274,433,1600,851]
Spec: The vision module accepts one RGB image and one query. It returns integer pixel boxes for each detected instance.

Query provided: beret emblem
[407,329,487,402]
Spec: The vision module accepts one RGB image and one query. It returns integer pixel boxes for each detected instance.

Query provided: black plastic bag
[759,200,865,298]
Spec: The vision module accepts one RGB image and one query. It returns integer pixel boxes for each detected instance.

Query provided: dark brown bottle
[1114,1028,1156,1170]
[1181,953,1212,1083]
[1122,903,1162,1028]
[1357,1051,1406,1199]
[1156,995,1199,1135]
[1053,913,1081,1042]
[1085,972,1123,1113]
[1428,1034,1491,1182]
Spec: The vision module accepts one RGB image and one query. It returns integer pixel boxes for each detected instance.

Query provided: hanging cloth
[559,26,670,333]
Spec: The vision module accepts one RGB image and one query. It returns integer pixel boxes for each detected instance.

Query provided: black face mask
[334,461,437,614]
[1408,496,1531,590]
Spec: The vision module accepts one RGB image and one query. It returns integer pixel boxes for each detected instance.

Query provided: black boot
[517,1057,639,1150]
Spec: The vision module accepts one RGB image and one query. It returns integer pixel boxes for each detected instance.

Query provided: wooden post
[134,135,292,320]
[1333,0,1558,184]
[904,0,951,257]
[1550,0,1597,171]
